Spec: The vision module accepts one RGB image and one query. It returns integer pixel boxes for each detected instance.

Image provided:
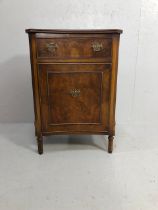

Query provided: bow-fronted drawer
[36,35,112,62]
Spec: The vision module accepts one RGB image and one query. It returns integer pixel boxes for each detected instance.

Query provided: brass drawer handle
[70,89,80,97]
[46,42,58,54]
[92,42,103,52]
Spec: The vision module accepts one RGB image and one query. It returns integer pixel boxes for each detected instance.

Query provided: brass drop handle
[92,42,103,52]
[70,89,80,97]
[46,42,58,54]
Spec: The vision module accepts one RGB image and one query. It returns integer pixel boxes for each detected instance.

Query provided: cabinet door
[39,64,111,134]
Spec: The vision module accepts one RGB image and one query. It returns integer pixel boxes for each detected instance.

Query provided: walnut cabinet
[26,29,123,154]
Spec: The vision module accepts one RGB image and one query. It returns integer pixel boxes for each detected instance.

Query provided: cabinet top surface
[25,29,123,34]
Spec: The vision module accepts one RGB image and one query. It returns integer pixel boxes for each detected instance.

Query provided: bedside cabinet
[26,29,123,154]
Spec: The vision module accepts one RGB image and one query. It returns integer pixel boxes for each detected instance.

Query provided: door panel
[39,64,111,133]
[48,72,102,124]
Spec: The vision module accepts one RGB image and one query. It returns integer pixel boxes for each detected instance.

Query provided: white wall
[0,0,157,124]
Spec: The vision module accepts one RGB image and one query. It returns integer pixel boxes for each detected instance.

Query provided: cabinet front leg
[37,135,43,155]
[108,135,114,153]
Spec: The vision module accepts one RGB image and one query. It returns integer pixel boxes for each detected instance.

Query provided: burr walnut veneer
[26,29,122,154]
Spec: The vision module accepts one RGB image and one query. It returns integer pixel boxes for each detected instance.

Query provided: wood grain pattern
[28,34,42,137]
[26,29,122,154]
[47,72,102,124]
[36,37,112,62]
[39,64,110,133]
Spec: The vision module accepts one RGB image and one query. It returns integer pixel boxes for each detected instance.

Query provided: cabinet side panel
[109,34,120,135]
[28,33,42,135]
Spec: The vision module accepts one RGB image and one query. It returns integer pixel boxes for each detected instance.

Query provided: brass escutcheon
[46,42,58,54]
[70,89,80,97]
[92,42,103,52]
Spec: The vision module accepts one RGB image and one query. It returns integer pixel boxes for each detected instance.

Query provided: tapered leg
[37,135,43,155]
[108,135,114,153]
